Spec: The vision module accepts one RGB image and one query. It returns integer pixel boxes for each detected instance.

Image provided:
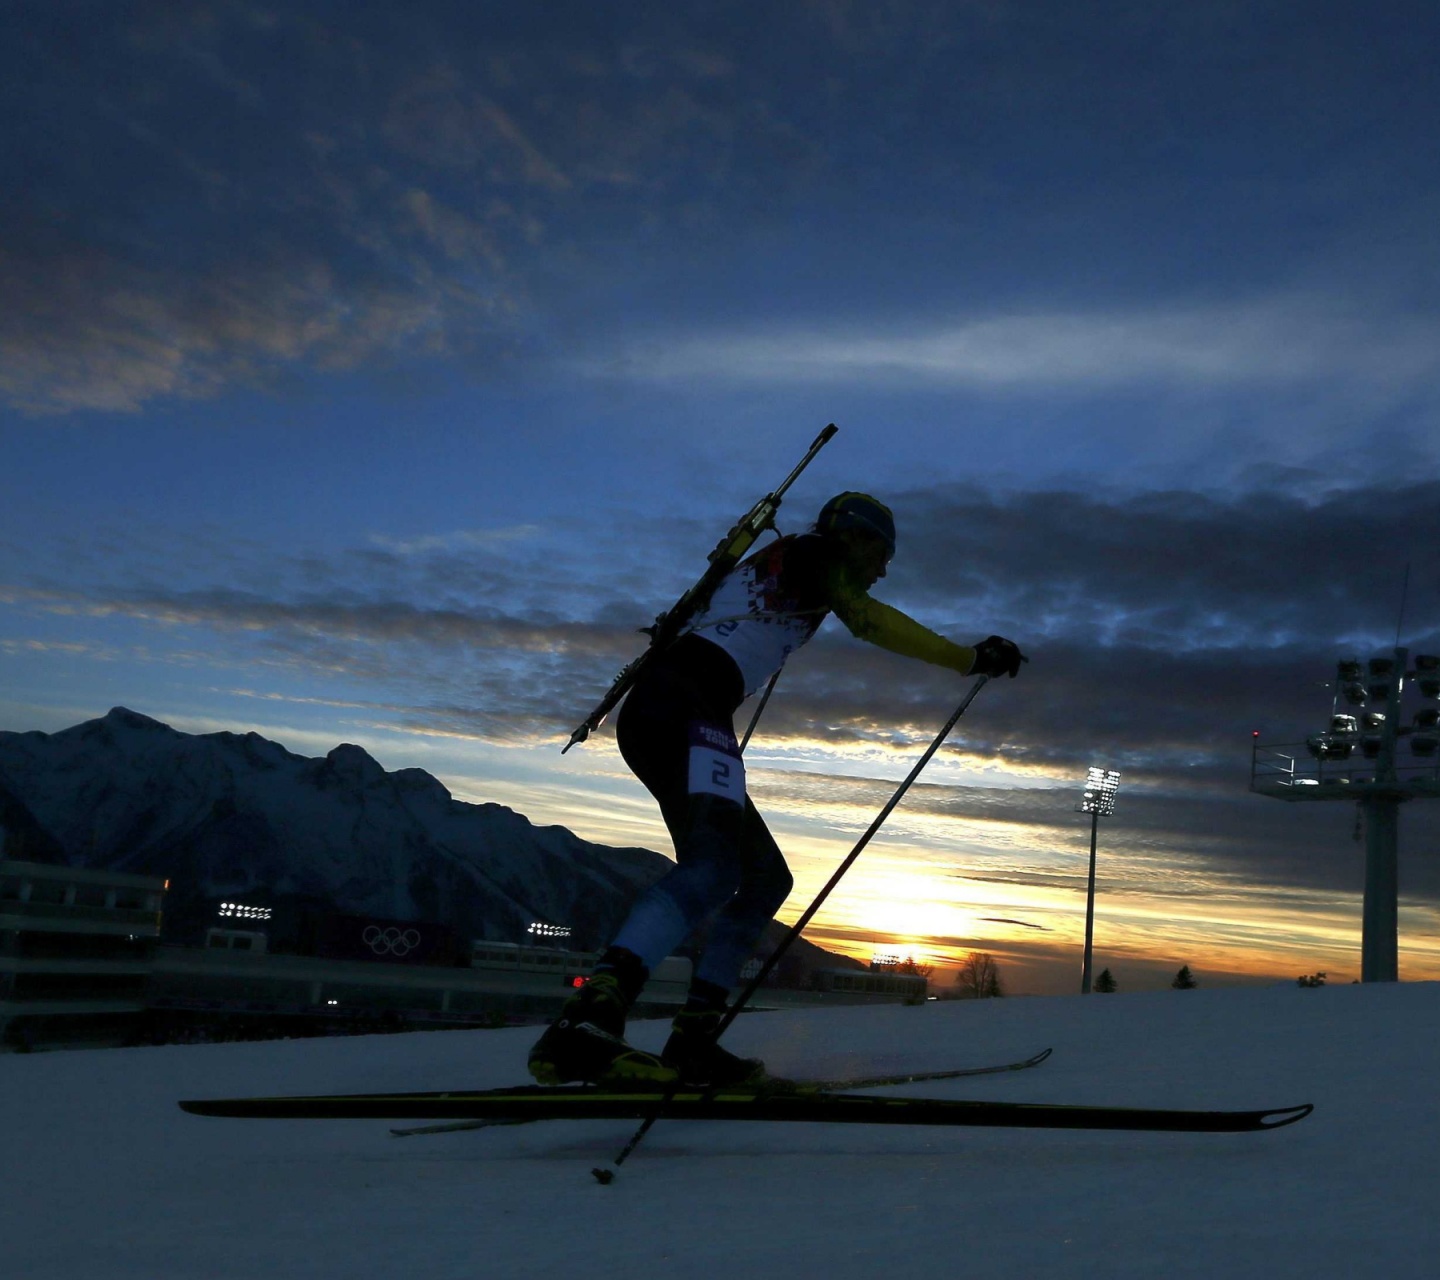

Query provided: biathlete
[529,492,1025,1089]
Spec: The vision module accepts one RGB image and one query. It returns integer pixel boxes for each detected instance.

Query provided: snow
[3,982,1438,1280]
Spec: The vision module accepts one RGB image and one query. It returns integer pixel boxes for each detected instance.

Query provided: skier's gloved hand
[970,635,1026,679]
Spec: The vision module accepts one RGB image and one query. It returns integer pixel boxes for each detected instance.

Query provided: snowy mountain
[0,707,673,951]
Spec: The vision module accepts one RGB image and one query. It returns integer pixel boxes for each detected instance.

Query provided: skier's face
[841,531,891,588]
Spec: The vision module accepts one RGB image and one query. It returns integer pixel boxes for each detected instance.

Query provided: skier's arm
[827,570,978,675]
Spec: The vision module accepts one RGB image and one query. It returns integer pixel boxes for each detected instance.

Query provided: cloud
[0,246,463,414]
[368,526,544,556]
[7,1,1440,424]
[5,469,1439,933]
[0,3,831,415]
[8,476,1439,763]
[589,296,1440,392]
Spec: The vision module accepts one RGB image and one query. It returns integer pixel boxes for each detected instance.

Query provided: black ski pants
[608,651,793,993]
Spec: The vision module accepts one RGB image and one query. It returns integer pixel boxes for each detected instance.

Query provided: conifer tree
[1172,964,1197,989]
[1094,967,1117,993]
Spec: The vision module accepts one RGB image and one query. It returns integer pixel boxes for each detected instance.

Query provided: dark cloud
[8,2,1440,414]
[9,475,1439,755]
[6,474,1437,917]
[0,1,827,413]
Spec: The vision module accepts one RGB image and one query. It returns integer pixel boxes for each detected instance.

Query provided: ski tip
[1259,1103,1314,1129]
[1030,1047,1054,1066]
[592,1166,616,1185]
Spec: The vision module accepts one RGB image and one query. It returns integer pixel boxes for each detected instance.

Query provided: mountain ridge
[0,707,672,952]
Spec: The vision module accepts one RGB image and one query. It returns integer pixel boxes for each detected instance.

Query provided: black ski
[180,1083,1311,1134]
[387,1048,1055,1137]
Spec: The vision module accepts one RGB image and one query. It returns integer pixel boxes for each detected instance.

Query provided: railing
[1251,739,1440,796]
[0,899,162,931]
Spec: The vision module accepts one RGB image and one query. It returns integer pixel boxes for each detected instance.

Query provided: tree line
[1092,964,1197,992]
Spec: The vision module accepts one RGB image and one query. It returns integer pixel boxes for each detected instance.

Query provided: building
[810,966,929,1002]
[142,940,694,1040]
[0,859,166,1049]
[3,869,929,1049]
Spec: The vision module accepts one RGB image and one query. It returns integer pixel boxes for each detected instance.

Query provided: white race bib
[687,723,745,803]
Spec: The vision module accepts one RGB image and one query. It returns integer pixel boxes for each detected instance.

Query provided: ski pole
[594,675,990,1182]
[720,674,989,1034]
[738,667,782,754]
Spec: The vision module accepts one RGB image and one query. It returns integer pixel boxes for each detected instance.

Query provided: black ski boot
[527,954,676,1088]
[661,1006,767,1088]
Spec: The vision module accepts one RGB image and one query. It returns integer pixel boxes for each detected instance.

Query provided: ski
[386,1048,1055,1137]
[180,1084,1311,1134]
[563,423,838,751]
[806,1045,1052,1091]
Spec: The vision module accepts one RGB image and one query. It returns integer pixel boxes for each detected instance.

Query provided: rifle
[563,424,838,752]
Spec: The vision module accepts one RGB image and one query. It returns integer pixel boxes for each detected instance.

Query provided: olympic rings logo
[362,925,423,957]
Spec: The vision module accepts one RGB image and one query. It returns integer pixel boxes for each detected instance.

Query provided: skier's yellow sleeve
[827,570,977,675]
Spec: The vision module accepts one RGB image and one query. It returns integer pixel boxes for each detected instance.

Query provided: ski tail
[811,1047,1052,1092]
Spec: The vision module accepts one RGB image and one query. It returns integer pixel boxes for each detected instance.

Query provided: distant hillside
[0,708,850,977]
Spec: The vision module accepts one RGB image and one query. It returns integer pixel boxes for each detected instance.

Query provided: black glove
[970,635,1026,679]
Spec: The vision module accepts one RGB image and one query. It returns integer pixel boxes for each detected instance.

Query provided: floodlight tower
[1078,767,1121,995]
[1252,649,1440,982]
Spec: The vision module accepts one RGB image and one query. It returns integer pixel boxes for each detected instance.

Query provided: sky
[3,0,1440,994]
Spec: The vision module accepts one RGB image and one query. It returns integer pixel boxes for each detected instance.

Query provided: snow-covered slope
[2,981,1435,1280]
[0,707,669,948]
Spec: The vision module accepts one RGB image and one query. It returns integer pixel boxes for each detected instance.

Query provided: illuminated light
[1362,711,1387,731]
[527,921,571,939]
[218,902,272,920]
[1330,715,1358,736]
[327,999,339,1006]
[1079,766,1120,816]
[1077,766,1121,996]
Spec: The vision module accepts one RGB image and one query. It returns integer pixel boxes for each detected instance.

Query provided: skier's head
[817,492,895,585]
